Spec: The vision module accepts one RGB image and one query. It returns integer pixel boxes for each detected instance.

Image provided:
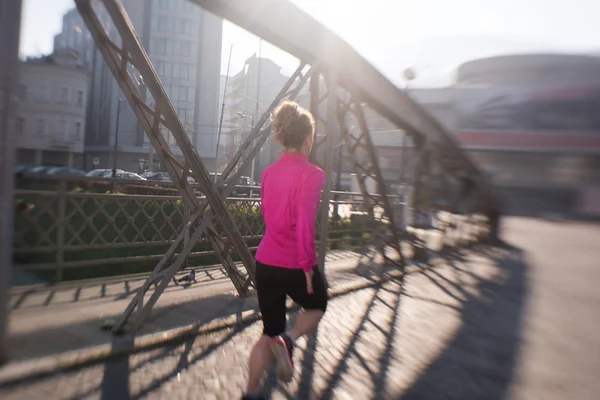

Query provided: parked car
[23,165,56,175]
[86,169,123,177]
[232,176,260,197]
[46,167,86,176]
[141,171,172,181]
[101,171,147,180]
[14,165,31,175]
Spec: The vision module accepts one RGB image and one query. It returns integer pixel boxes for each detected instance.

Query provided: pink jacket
[255,152,325,272]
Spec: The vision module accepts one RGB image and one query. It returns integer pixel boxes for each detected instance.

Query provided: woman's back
[255,152,325,270]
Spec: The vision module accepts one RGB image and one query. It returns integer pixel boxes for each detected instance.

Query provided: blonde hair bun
[271,101,315,150]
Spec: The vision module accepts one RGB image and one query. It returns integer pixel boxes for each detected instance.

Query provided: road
[1,216,599,399]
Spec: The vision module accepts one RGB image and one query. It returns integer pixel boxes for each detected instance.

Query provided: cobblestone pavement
[2,217,600,399]
[6,250,369,361]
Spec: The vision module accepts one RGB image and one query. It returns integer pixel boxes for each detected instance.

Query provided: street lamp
[403,66,416,84]
[400,66,416,228]
[399,66,416,185]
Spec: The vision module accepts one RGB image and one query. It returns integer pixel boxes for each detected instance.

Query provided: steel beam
[335,101,404,269]
[76,0,312,332]
[189,0,497,211]
[0,0,23,365]
[78,0,316,332]
[317,71,338,280]
[75,0,498,332]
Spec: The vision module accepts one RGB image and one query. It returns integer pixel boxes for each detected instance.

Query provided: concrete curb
[0,266,414,388]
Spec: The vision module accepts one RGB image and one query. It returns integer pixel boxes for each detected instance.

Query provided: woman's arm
[295,168,326,272]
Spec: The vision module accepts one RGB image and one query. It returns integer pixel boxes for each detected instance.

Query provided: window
[166,39,174,54]
[179,86,187,101]
[77,90,84,107]
[157,38,166,53]
[183,20,192,34]
[173,40,181,55]
[171,85,179,102]
[178,108,186,122]
[59,87,70,103]
[156,60,165,76]
[164,62,172,77]
[188,87,195,101]
[158,16,167,31]
[16,84,26,101]
[16,118,25,134]
[172,63,180,78]
[74,121,82,139]
[181,41,190,56]
[56,118,68,138]
[181,63,189,79]
[36,118,46,135]
[35,85,49,101]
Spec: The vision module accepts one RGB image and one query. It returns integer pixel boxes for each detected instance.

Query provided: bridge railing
[13,175,492,284]
[13,175,379,283]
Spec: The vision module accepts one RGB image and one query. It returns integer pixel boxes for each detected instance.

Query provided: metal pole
[0,0,23,365]
[146,101,154,172]
[216,44,233,182]
[112,98,122,177]
[318,71,337,280]
[250,39,262,196]
[399,80,412,227]
[332,139,344,221]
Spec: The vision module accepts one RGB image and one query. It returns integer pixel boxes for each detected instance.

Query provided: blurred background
[7,0,600,218]
[1,0,599,399]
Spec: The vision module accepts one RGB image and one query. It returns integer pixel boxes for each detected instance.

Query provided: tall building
[54,0,223,172]
[225,55,288,179]
[15,50,90,167]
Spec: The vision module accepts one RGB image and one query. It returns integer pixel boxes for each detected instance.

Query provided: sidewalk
[1,249,402,379]
[3,217,599,399]
[1,244,514,399]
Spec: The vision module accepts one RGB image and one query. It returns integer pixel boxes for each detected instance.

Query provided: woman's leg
[287,309,324,340]
[268,266,328,382]
[244,261,287,397]
[286,266,328,341]
[246,336,274,394]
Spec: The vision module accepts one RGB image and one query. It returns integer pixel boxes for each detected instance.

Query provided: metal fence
[13,176,375,282]
[13,175,492,284]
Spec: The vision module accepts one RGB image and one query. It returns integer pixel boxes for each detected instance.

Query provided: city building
[54,0,223,173]
[224,54,288,179]
[453,54,600,188]
[215,73,236,173]
[405,54,600,215]
[15,49,90,167]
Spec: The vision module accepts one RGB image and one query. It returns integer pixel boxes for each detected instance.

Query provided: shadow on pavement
[7,291,257,362]
[400,242,528,400]
[261,241,528,400]
[1,244,528,400]
[100,335,134,400]
[10,267,232,311]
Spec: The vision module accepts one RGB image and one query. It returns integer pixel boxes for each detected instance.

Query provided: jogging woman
[242,101,328,400]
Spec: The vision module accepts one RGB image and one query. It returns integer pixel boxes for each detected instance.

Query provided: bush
[121,184,180,196]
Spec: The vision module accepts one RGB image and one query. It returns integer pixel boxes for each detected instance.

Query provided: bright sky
[19,0,600,86]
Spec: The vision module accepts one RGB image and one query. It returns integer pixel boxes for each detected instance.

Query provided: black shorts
[255,260,328,337]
